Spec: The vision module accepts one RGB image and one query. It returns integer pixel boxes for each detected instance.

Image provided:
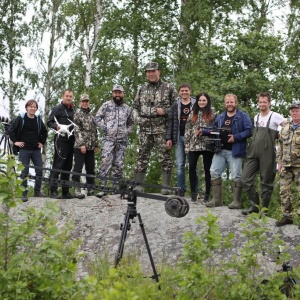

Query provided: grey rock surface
[14,194,300,278]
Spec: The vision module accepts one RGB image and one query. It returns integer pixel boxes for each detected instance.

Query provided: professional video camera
[199,126,222,153]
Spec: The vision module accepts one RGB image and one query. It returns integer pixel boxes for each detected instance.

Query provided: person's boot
[241,192,260,215]
[74,187,85,199]
[133,172,146,192]
[275,216,293,227]
[228,181,243,209]
[203,194,210,204]
[87,188,94,196]
[161,171,172,195]
[205,178,222,207]
[21,190,28,202]
[261,197,271,216]
[191,192,198,203]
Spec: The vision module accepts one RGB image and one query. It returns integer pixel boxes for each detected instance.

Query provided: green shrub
[0,157,85,299]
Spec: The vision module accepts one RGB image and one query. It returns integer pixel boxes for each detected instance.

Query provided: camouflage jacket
[73,107,98,150]
[184,110,217,152]
[133,80,177,134]
[277,121,300,167]
[95,100,133,142]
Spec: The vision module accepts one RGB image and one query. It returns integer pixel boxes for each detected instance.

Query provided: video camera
[199,126,222,153]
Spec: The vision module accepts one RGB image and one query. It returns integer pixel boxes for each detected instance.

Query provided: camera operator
[6,100,48,202]
[206,94,252,208]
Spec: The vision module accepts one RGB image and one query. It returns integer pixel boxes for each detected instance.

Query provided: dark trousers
[50,138,74,194]
[19,149,43,192]
[189,151,214,194]
[72,148,95,185]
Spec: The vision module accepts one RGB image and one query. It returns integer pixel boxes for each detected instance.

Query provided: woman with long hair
[185,92,216,202]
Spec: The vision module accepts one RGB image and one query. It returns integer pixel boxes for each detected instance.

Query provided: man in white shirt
[242,92,286,214]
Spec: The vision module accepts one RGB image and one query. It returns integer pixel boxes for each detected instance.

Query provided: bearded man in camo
[95,84,133,197]
[132,62,177,195]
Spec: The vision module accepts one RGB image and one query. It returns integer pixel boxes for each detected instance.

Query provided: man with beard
[205,94,252,208]
[95,85,133,197]
[132,62,177,194]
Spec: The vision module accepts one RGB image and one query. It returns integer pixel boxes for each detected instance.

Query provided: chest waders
[242,113,279,215]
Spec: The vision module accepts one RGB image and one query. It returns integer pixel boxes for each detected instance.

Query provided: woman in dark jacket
[184,92,216,202]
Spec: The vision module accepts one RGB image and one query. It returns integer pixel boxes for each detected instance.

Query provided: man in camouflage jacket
[276,102,300,227]
[132,62,177,194]
[95,84,133,197]
[72,94,99,199]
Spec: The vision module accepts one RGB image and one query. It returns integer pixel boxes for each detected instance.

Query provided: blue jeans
[19,149,43,192]
[175,136,198,193]
[210,149,243,182]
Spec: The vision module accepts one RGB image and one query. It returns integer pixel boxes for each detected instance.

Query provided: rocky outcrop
[15,194,300,278]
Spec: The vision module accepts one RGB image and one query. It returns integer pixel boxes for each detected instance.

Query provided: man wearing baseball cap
[132,61,177,194]
[95,84,133,197]
[276,101,300,227]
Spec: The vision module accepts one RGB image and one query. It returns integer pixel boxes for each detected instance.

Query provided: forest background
[0,0,299,197]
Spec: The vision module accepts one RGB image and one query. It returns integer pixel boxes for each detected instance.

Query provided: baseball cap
[80,94,90,101]
[145,62,159,71]
[289,101,300,109]
[112,84,124,92]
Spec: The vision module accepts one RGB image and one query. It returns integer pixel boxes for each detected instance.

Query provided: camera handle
[114,188,160,283]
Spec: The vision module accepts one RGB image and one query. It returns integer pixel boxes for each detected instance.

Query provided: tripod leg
[114,211,131,267]
[137,213,160,283]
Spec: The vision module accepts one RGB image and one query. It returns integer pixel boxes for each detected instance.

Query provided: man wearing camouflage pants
[95,85,133,197]
[133,62,177,194]
[276,101,300,227]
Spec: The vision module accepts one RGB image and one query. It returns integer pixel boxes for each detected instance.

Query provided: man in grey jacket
[166,83,195,196]
[95,84,133,197]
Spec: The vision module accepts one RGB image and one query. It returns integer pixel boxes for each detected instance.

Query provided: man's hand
[38,143,43,148]
[94,147,99,153]
[156,107,165,116]
[15,141,25,148]
[278,163,282,173]
[166,140,172,149]
[228,134,234,143]
[80,146,86,154]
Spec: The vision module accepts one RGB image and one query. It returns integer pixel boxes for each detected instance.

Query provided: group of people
[6,61,300,228]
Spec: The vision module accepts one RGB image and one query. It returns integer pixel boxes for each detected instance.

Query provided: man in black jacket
[7,99,48,202]
[165,83,195,196]
[47,89,75,199]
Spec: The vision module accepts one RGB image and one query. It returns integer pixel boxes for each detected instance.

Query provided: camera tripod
[0,132,14,157]
[114,188,160,282]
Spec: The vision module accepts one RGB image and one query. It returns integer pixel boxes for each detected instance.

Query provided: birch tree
[65,0,104,92]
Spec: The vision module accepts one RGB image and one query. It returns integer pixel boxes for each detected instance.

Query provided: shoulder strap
[266,112,273,128]
[161,82,173,105]
[255,113,260,126]
[20,113,26,130]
